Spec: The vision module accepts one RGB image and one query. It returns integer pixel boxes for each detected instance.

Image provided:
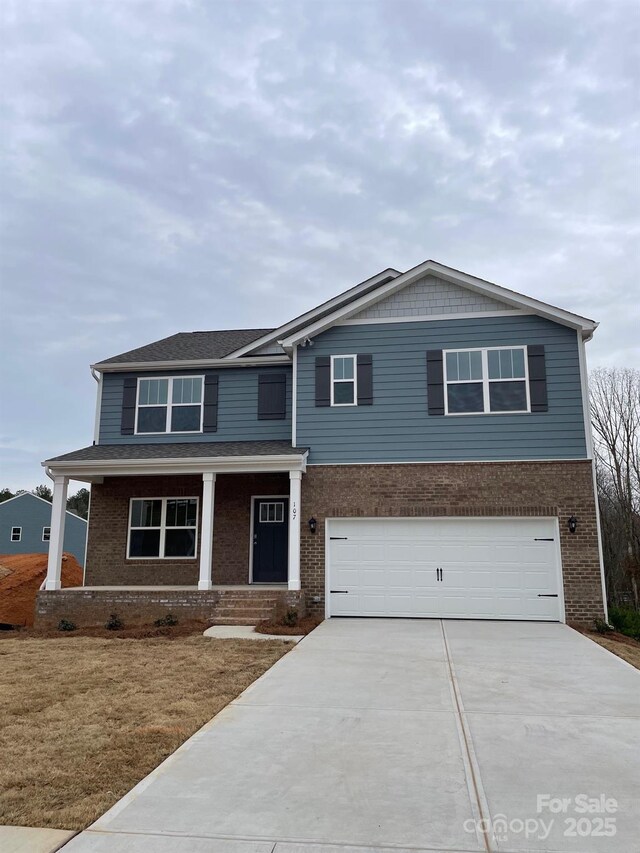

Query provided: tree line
[0,485,90,519]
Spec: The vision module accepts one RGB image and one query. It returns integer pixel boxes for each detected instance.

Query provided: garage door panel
[327,518,562,621]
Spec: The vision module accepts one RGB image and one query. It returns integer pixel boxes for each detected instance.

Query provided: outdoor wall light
[308,517,317,534]
[567,515,578,534]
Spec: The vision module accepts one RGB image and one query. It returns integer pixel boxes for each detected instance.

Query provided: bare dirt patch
[0,634,291,830]
[255,615,323,636]
[584,631,640,669]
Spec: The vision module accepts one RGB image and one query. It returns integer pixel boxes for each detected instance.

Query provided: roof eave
[91,354,291,373]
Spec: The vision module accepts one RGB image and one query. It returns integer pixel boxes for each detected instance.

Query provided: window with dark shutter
[527,345,548,412]
[202,374,219,432]
[258,373,287,419]
[426,350,445,415]
[315,356,331,407]
[121,377,138,435]
[357,354,373,405]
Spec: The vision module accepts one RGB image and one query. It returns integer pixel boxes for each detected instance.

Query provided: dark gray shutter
[527,345,548,412]
[426,350,445,415]
[121,378,137,435]
[203,374,219,432]
[357,354,373,405]
[258,373,286,419]
[315,356,330,407]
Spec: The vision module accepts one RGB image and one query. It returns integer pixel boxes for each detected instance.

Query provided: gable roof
[0,491,86,523]
[94,329,273,368]
[275,260,598,348]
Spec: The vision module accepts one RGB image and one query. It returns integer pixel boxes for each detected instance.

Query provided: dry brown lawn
[0,634,291,830]
[585,631,640,669]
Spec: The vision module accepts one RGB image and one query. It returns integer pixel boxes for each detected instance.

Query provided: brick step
[214,609,277,618]
[211,616,272,626]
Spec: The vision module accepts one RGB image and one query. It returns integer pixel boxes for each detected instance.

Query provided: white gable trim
[340,309,530,326]
[278,260,597,347]
[225,268,402,358]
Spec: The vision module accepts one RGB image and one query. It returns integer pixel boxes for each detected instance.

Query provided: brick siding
[299,460,604,625]
[85,473,289,585]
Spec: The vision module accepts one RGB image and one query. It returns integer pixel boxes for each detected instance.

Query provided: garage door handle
[330,537,348,540]
[330,590,349,594]
[538,594,558,597]
[534,538,555,541]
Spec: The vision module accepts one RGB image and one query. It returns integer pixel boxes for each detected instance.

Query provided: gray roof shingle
[46,441,307,464]
[96,329,274,366]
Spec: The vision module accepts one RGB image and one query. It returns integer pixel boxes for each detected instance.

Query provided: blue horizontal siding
[99,366,292,444]
[296,315,587,463]
[0,494,87,566]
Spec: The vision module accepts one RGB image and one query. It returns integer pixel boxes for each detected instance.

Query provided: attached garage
[326,518,563,621]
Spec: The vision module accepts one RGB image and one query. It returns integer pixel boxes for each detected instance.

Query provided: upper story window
[444,347,529,415]
[42,526,51,542]
[128,497,198,559]
[136,377,203,434]
[10,527,21,542]
[331,355,357,406]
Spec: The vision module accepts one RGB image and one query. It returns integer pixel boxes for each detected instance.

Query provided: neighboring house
[0,492,87,566]
[38,259,606,628]
[0,553,82,627]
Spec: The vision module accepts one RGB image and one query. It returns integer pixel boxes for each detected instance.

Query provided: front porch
[38,441,308,627]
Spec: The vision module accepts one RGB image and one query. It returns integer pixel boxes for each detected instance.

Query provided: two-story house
[37,260,606,628]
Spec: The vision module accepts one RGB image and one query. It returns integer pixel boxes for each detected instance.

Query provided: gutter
[91,355,291,373]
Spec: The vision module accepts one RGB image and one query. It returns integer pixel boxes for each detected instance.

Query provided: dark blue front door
[252,498,289,583]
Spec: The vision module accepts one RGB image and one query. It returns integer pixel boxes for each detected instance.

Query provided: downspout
[91,368,102,445]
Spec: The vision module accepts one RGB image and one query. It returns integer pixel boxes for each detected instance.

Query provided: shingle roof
[96,329,274,366]
[46,441,308,464]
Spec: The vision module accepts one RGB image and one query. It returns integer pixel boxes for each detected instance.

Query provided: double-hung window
[136,377,203,434]
[331,355,357,406]
[10,527,21,542]
[128,497,198,559]
[444,347,529,414]
[42,526,51,542]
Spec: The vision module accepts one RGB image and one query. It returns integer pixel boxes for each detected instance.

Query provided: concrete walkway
[62,620,639,853]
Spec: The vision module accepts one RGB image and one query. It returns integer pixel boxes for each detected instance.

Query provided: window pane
[447,382,484,413]
[500,349,513,379]
[129,529,161,557]
[333,359,344,380]
[131,499,161,527]
[171,405,200,432]
[166,499,196,527]
[489,380,527,412]
[140,379,168,406]
[137,406,167,433]
[488,350,501,379]
[470,351,483,380]
[446,352,459,381]
[342,357,354,380]
[334,381,355,404]
[458,352,470,381]
[172,377,184,404]
[512,348,525,378]
[164,528,196,557]
[138,380,150,405]
[43,527,51,541]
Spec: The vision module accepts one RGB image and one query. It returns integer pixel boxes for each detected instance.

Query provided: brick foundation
[85,473,289,586]
[299,460,604,625]
[35,588,305,630]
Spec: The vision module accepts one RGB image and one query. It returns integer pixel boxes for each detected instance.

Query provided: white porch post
[45,475,69,590]
[198,472,216,590]
[288,471,302,591]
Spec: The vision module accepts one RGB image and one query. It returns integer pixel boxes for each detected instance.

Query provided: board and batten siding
[296,315,588,464]
[99,366,292,444]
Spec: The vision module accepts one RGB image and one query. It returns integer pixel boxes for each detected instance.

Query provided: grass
[0,632,291,830]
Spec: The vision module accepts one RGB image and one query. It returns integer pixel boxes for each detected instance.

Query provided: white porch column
[198,472,216,590]
[288,471,302,591]
[45,475,69,590]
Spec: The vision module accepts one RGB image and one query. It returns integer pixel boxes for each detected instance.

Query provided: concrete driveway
[63,620,639,853]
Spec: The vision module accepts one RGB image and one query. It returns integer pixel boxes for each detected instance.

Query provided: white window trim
[443,345,531,416]
[134,376,205,436]
[330,354,358,407]
[10,526,22,542]
[127,496,199,560]
[42,526,51,542]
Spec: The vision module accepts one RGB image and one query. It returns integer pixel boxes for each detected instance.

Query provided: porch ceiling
[43,440,308,482]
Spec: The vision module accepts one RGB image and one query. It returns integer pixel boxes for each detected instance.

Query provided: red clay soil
[0,553,82,628]
[254,615,323,635]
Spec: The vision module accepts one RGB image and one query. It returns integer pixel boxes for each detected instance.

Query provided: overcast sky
[1,0,639,491]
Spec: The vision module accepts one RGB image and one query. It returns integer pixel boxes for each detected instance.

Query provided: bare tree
[590,368,640,608]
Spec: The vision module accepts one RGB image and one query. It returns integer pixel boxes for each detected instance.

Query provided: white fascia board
[278,260,598,347]
[92,355,291,373]
[225,268,403,358]
[43,453,308,478]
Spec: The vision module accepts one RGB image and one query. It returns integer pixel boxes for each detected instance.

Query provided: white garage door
[327,518,562,621]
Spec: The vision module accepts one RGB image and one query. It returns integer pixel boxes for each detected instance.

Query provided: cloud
[0,0,638,488]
